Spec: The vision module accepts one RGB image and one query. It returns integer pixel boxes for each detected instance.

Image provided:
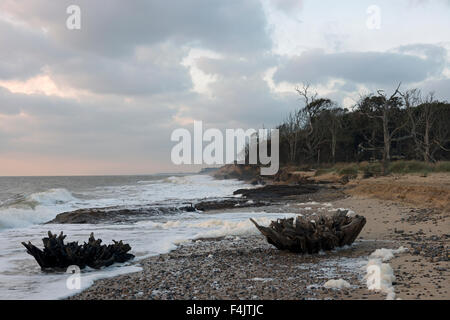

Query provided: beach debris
[22,231,134,271]
[250,209,366,254]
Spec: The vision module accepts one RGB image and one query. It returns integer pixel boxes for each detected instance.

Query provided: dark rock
[47,205,198,224]
[194,199,266,211]
[233,184,320,200]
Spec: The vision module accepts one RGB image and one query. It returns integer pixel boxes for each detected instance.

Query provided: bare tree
[322,107,344,163]
[359,83,411,174]
[296,83,330,164]
[401,89,437,162]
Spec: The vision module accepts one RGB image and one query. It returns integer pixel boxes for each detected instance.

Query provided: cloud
[196,54,277,78]
[0,18,194,95]
[0,1,449,175]
[274,45,448,86]
[48,43,193,95]
[421,78,450,101]
[0,20,57,80]
[270,0,304,13]
[0,86,179,157]
[0,0,271,56]
[173,75,297,129]
[0,0,272,96]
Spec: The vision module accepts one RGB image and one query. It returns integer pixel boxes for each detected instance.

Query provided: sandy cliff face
[346,173,450,213]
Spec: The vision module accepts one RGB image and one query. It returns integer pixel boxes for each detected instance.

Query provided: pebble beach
[69,192,449,300]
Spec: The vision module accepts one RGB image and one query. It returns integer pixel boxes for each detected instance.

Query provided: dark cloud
[1,0,271,56]
[49,43,193,95]
[274,45,447,86]
[0,0,271,95]
[0,20,58,80]
[0,86,180,159]
[0,20,192,95]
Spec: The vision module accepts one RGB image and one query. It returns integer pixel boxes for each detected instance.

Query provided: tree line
[276,83,450,173]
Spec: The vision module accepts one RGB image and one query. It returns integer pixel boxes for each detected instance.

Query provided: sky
[0,0,449,176]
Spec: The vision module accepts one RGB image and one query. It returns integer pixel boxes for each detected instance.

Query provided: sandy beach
[69,174,449,300]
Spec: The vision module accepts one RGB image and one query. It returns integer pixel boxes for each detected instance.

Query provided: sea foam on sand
[364,247,408,300]
[324,279,351,289]
[369,247,408,262]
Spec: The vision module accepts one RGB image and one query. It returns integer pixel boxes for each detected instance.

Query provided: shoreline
[68,191,449,300]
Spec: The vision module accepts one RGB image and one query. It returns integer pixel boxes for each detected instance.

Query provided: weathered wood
[250,210,366,254]
[22,231,134,271]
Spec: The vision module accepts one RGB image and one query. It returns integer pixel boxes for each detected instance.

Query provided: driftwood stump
[250,210,366,254]
[22,231,134,271]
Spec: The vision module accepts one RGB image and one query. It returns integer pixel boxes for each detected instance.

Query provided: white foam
[369,247,408,262]
[365,259,397,300]
[192,217,275,239]
[0,189,82,229]
[324,279,351,289]
[0,210,296,299]
[364,247,408,300]
[250,277,273,282]
[0,175,251,231]
[27,188,78,206]
[0,175,289,299]
[298,201,319,206]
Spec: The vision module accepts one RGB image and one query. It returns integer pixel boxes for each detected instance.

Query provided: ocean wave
[0,175,250,231]
[0,206,63,229]
[1,188,78,209]
[0,188,80,230]
[27,188,78,206]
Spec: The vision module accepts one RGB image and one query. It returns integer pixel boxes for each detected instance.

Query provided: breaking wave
[0,188,80,229]
[0,175,251,231]
[0,188,78,209]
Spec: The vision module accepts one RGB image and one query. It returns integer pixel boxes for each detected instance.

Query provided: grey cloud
[0,20,59,80]
[274,45,448,86]
[176,76,297,129]
[271,0,304,13]
[1,0,271,95]
[1,0,271,56]
[420,78,450,101]
[49,44,193,95]
[196,54,277,77]
[0,86,180,158]
[396,44,447,67]
[0,19,193,95]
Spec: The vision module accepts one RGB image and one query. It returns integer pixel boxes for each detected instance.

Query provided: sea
[0,174,296,299]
